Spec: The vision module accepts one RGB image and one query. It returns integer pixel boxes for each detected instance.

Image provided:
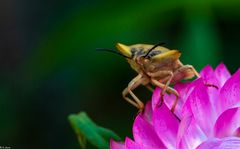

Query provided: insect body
[99,43,200,112]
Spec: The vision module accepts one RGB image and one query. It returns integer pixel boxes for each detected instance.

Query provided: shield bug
[98,43,200,112]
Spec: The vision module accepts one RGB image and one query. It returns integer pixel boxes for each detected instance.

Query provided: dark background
[0,0,240,148]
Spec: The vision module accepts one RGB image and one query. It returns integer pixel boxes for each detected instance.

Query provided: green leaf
[68,112,121,149]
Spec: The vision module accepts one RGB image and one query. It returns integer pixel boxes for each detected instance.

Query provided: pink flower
[110,63,240,149]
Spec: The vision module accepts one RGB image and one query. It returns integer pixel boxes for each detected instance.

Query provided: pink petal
[152,87,161,110]
[196,137,240,149]
[151,81,197,119]
[153,103,179,149]
[152,87,175,115]
[199,64,231,115]
[174,82,192,102]
[177,115,207,149]
[142,101,153,124]
[186,79,217,137]
[173,82,198,118]
[159,87,183,119]
[181,79,203,118]
[215,63,231,87]
[110,139,125,149]
[234,127,240,137]
[151,83,191,119]
[125,137,141,149]
[206,86,222,116]
[133,114,166,149]
[181,99,192,119]
[151,88,176,111]
[214,107,240,138]
[220,69,240,111]
[199,64,229,115]
[200,65,219,88]
[152,87,182,119]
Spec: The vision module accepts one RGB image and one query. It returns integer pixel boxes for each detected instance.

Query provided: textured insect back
[151,50,181,61]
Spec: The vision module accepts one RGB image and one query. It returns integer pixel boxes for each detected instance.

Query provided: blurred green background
[1,0,240,148]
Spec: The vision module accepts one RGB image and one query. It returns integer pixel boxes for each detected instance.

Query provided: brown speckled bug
[98,43,200,112]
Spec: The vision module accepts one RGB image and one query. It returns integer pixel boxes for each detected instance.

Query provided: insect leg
[145,84,154,92]
[151,79,179,112]
[177,65,218,89]
[122,74,149,111]
[177,60,200,78]
[122,87,139,109]
[148,70,174,96]
[181,65,200,77]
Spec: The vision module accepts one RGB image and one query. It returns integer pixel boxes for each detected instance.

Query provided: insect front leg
[145,84,154,92]
[150,78,179,112]
[148,70,174,97]
[177,64,200,78]
[177,65,218,89]
[122,74,149,112]
[148,70,180,112]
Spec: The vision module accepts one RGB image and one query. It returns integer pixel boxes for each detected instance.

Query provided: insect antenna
[144,42,166,58]
[96,48,131,59]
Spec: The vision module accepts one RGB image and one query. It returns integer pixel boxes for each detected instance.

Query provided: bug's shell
[116,43,181,74]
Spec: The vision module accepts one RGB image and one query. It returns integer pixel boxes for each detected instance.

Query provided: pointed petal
[153,103,179,149]
[151,82,192,119]
[199,64,231,115]
[133,114,166,148]
[181,79,204,118]
[200,65,219,88]
[125,137,141,149]
[110,139,125,149]
[187,79,216,137]
[174,82,192,102]
[181,78,202,117]
[152,81,198,119]
[177,115,207,149]
[214,107,240,138]
[199,64,227,115]
[215,63,231,87]
[164,93,183,119]
[220,69,240,111]
[196,137,240,149]
[171,82,196,118]
[207,86,222,116]
[152,87,182,119]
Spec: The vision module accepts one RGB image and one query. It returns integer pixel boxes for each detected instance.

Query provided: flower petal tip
[110,139,125,149]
